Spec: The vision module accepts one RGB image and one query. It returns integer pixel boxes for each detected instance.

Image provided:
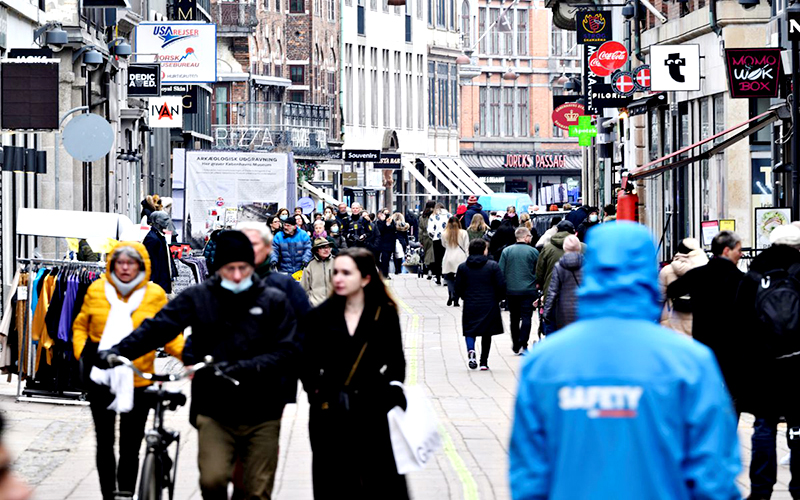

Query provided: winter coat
[489,221,517,262]
[255,261,312,318]
[143,227,174,293]
[427,211,450,241]
[455,256,506,337]
[348,215,381,254]
[300,255,334,307]
[329,232,348,255]
[442,230,469,275]
[463,203,489,229]
[577,219,600,241]
[112,275,299,426]
[419,216,435,266]
[498,242,539,295]
[536,231,585,297]
[272,229,313,274]
[302,297,408,499]
[467,229,486,242]
[377,220,397,252]
[535,226,558,249]
[395,225,410,250]
[732,245,800,416]
[336,212,351,236]
[565,206,589,227]
[658,249,708,336]
[510,223,740,500]
[502,213,520,227]
[542,252,583,330]
[73,241,184,388]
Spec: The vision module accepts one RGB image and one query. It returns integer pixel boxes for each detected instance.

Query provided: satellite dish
[62,113,115,162]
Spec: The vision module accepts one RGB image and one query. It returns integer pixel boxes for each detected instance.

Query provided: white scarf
[89,281,147,413]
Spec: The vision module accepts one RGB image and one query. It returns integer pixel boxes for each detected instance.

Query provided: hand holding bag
[387,383,443,474]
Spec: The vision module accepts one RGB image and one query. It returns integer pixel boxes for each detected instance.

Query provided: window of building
[649,108,660,160]
[552,87,563,138]
[489,9,499,54]
[417,0,422,20]
[428,61,435,126]
[451,65,458,127]
[370,0,376,12]
[713,94,724,145]
[751,98,771,145]
[383,50,391,127]
[358,46,366,125]
[395,52,402,128]
[437,63,449,127]
[663,107,672,155]
[418,56,424,130]
[550,27,575,57]
[358,0,366,33]
[382,0,388,13]
[436,0,445,27]
[290,0,304,12]
[490,87,500,136]
[503,88,514,136]
[214,86,229,125]
[328,0,336,20]
[371,48,378,126]
[427,0,432,25]
[478,8,486,54]
[346,0,351,8]
[405,0,412,41]
[289,90,304,102]
[700,97,710,221]
[502,12,513,55]
[479,87,487,136]
[290,65,305,84]
[345,44,353,125]
[518,87,528,136]
[449,0,455,30]
[276,0,281,11]
[517,9,528,55]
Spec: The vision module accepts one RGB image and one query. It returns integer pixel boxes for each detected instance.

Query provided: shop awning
[628,106,787,180]
[627,93,667,117]
[402,158,441,196]
[419,157,463,195]
[439,158,487,195]
[429,158,473,194]
[449,158,494,194]
[251,75,292,87]
[300,181,340,206]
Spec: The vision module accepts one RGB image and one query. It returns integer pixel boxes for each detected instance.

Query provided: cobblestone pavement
[0,274,789,499]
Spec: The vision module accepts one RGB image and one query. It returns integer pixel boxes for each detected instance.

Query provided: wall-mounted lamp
[33,23,68,52]
[73,46,104,71]
[108,38,132,58]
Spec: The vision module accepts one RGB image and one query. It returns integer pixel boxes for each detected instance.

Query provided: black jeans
[378,250,393,277]
[90,387,151,499]
[432,240,445,279]
[507,294,536,350]
[750,415,800,499]
[465,336,493,364]
[444,273,457,300]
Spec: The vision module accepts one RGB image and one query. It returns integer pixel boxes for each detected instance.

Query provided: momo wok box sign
[135,22,216,84]
[725,48,782,99]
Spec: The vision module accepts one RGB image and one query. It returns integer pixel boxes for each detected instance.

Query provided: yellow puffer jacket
[72,241,184,387]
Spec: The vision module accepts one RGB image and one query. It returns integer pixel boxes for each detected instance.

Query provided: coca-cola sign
[596,41,628,71]
[552,102,585,131]
[589,52,611,77]
[725,48,782,99]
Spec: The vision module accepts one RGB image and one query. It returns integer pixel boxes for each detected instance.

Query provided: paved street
[0,274,790,499]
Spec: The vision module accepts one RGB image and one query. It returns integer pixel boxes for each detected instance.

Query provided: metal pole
[53,106,88,258]
[793,35,800,219]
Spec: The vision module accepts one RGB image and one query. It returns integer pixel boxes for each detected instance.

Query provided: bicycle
[106,355,239,500]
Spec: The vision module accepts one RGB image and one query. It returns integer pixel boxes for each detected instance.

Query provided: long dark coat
[455,255,506,337]
[419,215,435,265]
[302,297,409,500]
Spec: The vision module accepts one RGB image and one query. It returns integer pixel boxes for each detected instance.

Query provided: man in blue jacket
[462,195,489,229]
[510,222,740,500]
[271,217,312,274]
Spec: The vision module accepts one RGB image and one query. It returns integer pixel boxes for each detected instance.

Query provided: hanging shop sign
[504,154,570,169]
[553,95,580,108]
[595,41,628,71]
[1,58,59,130]
[789,8,800,41]
[725,48,782,99]
[127,63,161,97]
[589,83,634,109]
[148,96,183,128]
[162,84,197,114]
[344,150,381,161]
[611,71,637,96]
[552,102,585,131]
[650,44,701,92]
[375,152,402,170]
[577,10,612,45]
[589,51,612,77]
[633,65,651,91]
[568,116,597,147]
[583,43,601,114]
[134,22,217,83]
[175,0,196,20]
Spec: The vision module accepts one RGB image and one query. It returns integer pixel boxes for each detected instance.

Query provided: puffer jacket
[72,241,184,388]
[272,229,313,274]
[658,248,708,336]
[536,231,569,296]
[510,222,740,500]
[300,255,334,307]
[542,252,583,329]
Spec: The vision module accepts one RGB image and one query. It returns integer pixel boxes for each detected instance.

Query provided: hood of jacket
[550,231,571,249]
[559,252,583,271]
[466,254,489,269]
[670,248,708,276]
[577,222,660,322]
[467,203,484,213]
[105,241,152,294]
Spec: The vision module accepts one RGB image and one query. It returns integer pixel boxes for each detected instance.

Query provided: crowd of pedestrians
[73,193,800,500]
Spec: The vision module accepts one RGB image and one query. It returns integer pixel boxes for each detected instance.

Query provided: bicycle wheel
[138,452,161,500]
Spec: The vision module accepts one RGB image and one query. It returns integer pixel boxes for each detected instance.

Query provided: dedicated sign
[577,10,612,45]
[650,44,701,92]
[633,65,651,91]
[344,150,381,161]
[375,152,401,169]
[134,22,217,84]
[725,48,782,99]
[127,63,161,97]
[589,51,612,77]
[552,102,585,131]
[148,96,183,128]
[612,72,636,96]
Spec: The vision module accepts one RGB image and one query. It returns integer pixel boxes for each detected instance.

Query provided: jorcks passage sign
[134,22,216,84]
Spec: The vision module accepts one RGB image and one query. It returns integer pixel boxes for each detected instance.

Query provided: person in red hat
[456,204,468,227]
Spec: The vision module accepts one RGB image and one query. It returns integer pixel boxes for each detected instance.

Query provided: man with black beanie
[97,230,299,500]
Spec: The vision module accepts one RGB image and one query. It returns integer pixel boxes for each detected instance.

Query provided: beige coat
[300,256,334,306]
[658,248,709,336]
[442,229,469,275]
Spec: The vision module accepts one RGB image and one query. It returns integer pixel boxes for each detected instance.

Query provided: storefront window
[518,88,528,137]
[700,97,710,221]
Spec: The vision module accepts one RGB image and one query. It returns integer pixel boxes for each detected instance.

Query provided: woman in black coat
[455,239,506,370]
[489,219,517,262]
[302,248,409,500]
[376,209,397,278]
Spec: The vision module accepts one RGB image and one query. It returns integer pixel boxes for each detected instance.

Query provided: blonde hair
[444,216,462,248]
[393,212,409,231]
[468,214,487,232]
[519,212,532,230]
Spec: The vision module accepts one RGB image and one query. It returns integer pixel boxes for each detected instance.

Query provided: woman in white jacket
[427,202,451,285]
[658,238,708,336]
[441,216,469,307]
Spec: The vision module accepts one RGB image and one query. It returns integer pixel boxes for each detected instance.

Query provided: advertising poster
[184,152,289,246]
[725,48,782,99]
[701,220,719,247]
[754,207,792,250]
[650,44,701,92]
[576,10,612,45]
[134,22,217,83]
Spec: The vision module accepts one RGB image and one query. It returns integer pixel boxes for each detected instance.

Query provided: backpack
[754,263,800,359]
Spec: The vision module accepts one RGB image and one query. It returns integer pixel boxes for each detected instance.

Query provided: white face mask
[589,215,599,223]
[220,275,253,294]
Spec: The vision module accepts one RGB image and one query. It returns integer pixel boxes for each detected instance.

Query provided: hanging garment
[57,275,80,342]
[32,274,56,370]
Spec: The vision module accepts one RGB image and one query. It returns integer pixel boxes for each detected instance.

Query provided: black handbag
[78,340,99,389]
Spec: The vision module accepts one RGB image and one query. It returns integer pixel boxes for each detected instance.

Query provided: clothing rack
[16,257,107,405]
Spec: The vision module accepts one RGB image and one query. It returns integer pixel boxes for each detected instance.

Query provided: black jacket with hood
[455,255,506,337]
[463,203,489,229]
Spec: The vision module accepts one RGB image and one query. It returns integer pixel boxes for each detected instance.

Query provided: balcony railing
[213,0,258,30]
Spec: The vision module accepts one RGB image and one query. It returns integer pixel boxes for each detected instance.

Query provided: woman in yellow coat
[73,241,183,500]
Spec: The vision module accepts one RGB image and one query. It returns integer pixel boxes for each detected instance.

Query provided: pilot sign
[650,44,700,92]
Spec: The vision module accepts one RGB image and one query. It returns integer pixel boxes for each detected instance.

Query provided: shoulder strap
[344,342,368,387]
[570,270,579,287]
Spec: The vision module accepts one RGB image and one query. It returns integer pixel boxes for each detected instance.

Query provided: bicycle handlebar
[108,354,240,386]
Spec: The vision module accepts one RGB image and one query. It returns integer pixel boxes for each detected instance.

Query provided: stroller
[405,237,425,277]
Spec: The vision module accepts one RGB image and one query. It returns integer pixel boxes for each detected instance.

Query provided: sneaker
[781,451,791,466]
[468,350,477,370]
[512,341,520,354]
[480,364,489,371]
[447,297,453,306]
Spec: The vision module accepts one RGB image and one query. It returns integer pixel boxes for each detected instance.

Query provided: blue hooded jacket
[271,228,312,274]
[510,222,740,500]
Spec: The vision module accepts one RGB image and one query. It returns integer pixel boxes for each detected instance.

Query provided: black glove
[216,359,257,377]
[388,384,407,411]
[95,349,121,369]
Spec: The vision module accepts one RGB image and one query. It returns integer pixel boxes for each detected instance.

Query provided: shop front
[461,152,582,207]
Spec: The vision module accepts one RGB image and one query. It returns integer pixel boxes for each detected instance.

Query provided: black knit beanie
[214,231,255,270]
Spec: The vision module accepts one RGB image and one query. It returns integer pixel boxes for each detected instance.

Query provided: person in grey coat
[542,234,583,331]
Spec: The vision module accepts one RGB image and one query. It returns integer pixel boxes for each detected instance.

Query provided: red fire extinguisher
[617,177,638,222]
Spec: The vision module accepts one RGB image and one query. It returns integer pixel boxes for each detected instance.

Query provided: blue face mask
[589,215,599,223]
[220,275,253,294]
[280,214,288,221]
[332,226,339,234]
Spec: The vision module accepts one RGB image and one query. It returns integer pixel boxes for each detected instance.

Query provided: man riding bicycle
[97,231,300,500]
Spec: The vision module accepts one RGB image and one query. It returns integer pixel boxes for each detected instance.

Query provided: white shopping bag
[387,384,443,474]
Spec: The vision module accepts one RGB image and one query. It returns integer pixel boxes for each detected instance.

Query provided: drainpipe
[709,0,723,36]
[633,0,645,63]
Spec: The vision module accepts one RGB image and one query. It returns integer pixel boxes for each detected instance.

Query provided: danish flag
[615,74,634,93]
[636,67,651,88]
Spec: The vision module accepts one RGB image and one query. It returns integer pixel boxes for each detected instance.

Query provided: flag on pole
[497,10,513,32]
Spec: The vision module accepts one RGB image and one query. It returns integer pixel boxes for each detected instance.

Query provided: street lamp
[108,38,132,58]
[73,46,104,71]
[503,68,519,81]
[33,23,68,52]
